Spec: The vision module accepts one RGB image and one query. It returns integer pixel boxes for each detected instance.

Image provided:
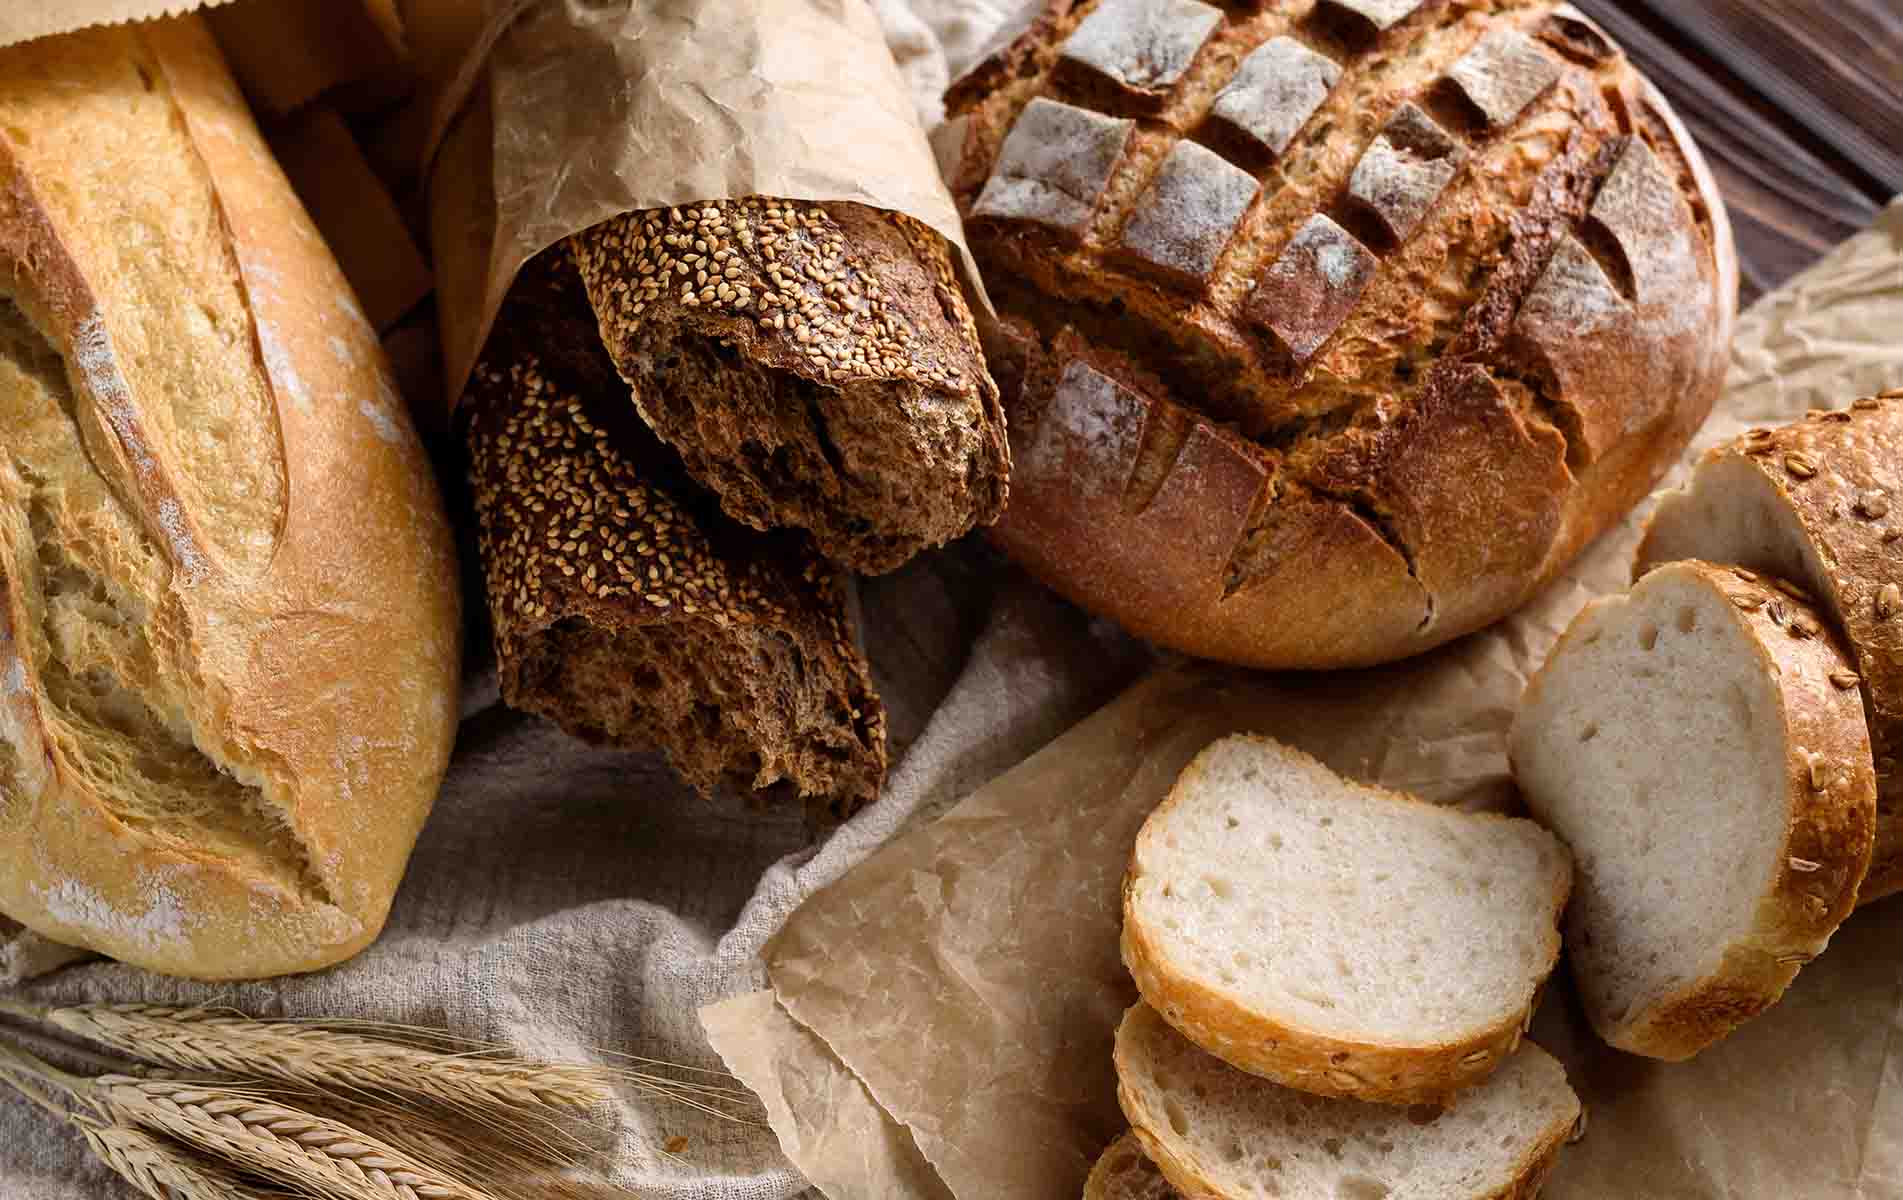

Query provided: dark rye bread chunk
[567,200,1009,576]
[464,248,886,820]
[948,0,1736,669]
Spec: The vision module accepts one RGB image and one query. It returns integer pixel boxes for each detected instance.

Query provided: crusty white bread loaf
[1638,391,1903,903]
[949,1,1735,668]
[1123,735,1570,1105]
[0,18,460,979]
[1115,1003,1581,1200]
[1085,1132,1183,1200]
[1510,561,1875,1059]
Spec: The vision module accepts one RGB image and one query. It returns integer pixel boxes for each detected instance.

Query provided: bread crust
[0,19,460,978]
[1638,393,1903,904]
[1084,1132,1187,1200]
[1114,1004,1579,1200]
[955,1,1736,668]
[569,200,1008,575]
[1122,736,1570,1106]
[1514,561,1875,1060]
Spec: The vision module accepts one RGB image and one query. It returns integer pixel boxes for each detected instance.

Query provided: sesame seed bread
[0,18,461,979]
[1123,735,1571,1105]
[1115,1002,1581,1200]
[465,247,887,820]
[568,201,1009,576]
[1085,1132,1187,1200]
[1510,561,1876,1060]
[948,1,1736,668]
[1637,391,1903,903]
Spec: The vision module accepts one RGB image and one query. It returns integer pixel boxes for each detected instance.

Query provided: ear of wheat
[77,1121,278,1200]
[26,1004,611,1111]
[88,1077,495,1200]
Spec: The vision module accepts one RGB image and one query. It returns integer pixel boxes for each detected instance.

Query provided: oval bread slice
[1115,1002,1580,1200]
[1510,560,1875,1059]
[1122,735,1571,1105]
[1638,392,1903,902]
[1085,1132,1185,1200]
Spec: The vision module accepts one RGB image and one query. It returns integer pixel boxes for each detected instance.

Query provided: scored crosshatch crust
[950,0,1735,668]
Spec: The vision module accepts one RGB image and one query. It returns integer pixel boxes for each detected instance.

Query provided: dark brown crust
[1122,736,1571,1106]
[464,249,886,821]
[945,1,1080,119]
[569,200,1008,576]
[951,0,1736,668]
[1638,392,1903,904]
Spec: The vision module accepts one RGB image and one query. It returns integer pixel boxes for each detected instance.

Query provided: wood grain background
[1574,0,1903,306]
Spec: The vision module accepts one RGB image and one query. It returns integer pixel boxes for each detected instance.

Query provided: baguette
[1510,561,1875,1058]
[1637,392,1903,902]
[568,200,1009,575]
[464,247,886,819]
[1115,1002,1580,1200]
[0,18,460,979]
[1085,1132,1183,1200]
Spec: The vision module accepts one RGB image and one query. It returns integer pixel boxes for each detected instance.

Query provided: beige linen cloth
[3,3,1901,1199]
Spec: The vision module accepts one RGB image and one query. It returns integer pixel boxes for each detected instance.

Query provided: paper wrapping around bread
[0,16,461,979]
[718,199,1903,1199]
[427,0,985,410]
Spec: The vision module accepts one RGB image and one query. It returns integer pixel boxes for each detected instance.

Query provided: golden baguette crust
[1638,392,1903,904]
[952,1,1736,668]
[1121,736,1569,1106]
[0,18,459,979]
[1513,562,1875,1059]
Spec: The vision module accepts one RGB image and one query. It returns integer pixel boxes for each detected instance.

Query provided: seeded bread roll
[1637,391,1903,904]
[0,18,461,979]
[567,201,1009,575]
[1510,562,1875,1059]
[948,0,1735,668]
[465,247,886,819]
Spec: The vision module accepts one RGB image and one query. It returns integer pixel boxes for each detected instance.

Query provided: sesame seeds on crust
[569,200,973,395]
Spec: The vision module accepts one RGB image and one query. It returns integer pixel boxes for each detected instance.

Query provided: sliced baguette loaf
[1085,1132,1184,1200]
[1510,560,1875,1059]
[1637,392,1903,902]
[1115,1003,1580,1200]
[1122,735,1571,1106]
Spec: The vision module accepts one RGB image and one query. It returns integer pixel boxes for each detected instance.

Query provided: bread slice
[1115,1003,1580,1200]
[1122,735,1570,1106]
[1638,393,1903,901]
[1510,560,1875,1059]
[1085,1132,1183,1200]
[464,247,886,820]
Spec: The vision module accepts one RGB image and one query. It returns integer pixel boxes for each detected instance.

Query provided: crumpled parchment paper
[725,203,1903,1199]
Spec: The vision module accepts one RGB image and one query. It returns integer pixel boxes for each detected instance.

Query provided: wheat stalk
[91,1077,499,1200]
[78,1120,278,1200]
[29,1005,610,1112]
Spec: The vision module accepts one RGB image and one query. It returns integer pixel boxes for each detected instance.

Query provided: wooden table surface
[1574,0,1903,307]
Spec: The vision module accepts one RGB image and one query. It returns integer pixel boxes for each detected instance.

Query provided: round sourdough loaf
[0,19,460,979]
[948,0,1736,667]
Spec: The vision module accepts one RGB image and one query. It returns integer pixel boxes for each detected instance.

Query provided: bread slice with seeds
[1085,1132,1184,1200]
[1122,735,1571,1106]
[1115,1002,1580,1200]
[464,246,886,820]
[568,201,1009,576]
[1510,560,1875,1059]
[1637,391,1903,902]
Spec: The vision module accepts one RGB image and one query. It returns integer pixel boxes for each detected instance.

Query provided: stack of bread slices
[1098,390,1902,1198]
[1105,735,1581,1198]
